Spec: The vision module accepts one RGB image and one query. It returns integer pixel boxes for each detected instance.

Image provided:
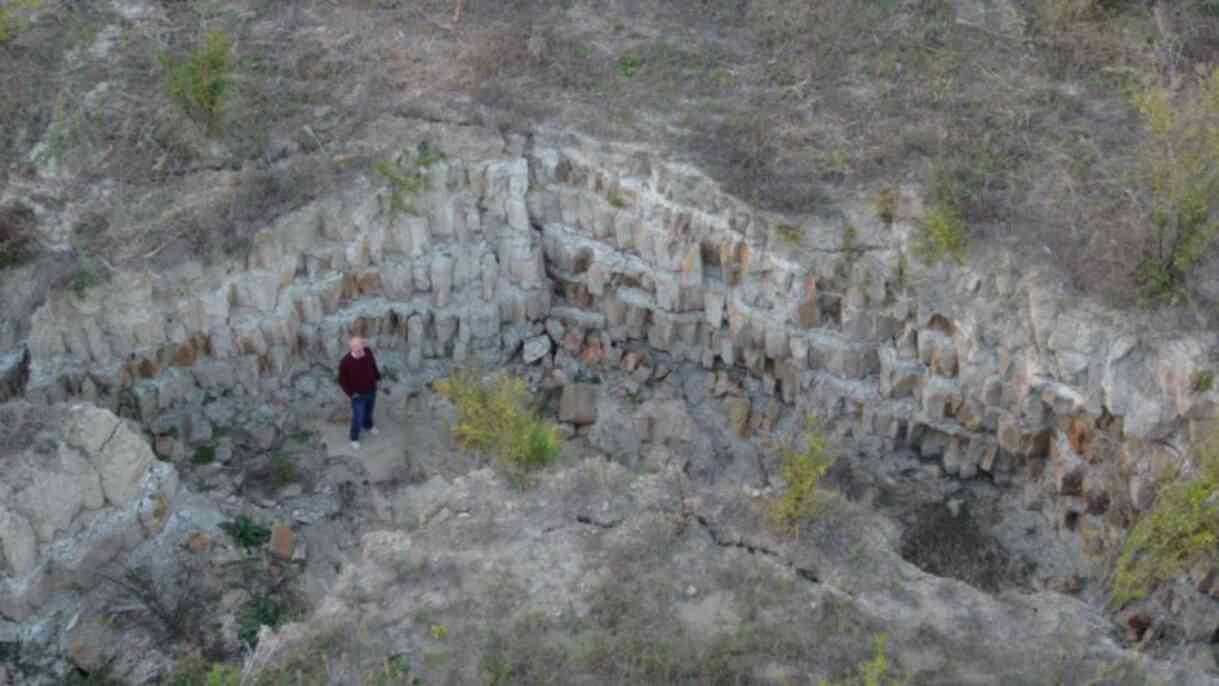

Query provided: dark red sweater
[338,349,381,397]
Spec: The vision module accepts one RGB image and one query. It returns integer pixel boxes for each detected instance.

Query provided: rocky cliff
[6,115,1219,679]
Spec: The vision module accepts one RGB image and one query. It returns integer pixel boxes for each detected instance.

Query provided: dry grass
[4,0,1219,313]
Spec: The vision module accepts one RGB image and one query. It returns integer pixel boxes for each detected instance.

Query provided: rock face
[0,402,195,683]
[7,118,1219,667]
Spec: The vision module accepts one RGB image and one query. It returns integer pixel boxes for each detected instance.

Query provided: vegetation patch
[434,369,559,478]
[1128,69,1219,305]
[769,416,838,532]
[238,595,292,648]
[914,201,968,265]
[373,142,446,223]
[0,0,39,45]
[270,454,298,489]
[219,513,271,551]
[775,222,803,244]
[1194,369,1216,393]
[0,203,35,270]
[1112,435,1219,607]
[191,443,216,465]
[161,29,235,134]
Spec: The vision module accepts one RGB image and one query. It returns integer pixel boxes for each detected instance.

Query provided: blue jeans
[350,387,376,441]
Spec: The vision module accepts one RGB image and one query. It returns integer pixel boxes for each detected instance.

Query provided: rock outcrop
[9,117,1219,663]
[0,402,221,683]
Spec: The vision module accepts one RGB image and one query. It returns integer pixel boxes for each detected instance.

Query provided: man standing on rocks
[338,336,381,450]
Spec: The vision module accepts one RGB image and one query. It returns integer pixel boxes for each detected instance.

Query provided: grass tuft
[1111,433,1219,607]
[0,0,39,45]
[161,29,235,135]
[769,415,837,532]
[434,369,559,478]
[219,513,271,552]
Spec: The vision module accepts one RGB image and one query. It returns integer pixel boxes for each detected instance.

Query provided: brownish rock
[181,530,213,554]
[269,523,296,560]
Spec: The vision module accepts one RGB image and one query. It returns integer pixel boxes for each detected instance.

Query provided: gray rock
[523,335,552,364]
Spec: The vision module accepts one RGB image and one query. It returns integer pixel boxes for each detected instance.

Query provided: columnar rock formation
[15,118,1219,595]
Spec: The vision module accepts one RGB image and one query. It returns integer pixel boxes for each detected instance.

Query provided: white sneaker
[369,427,380,435]
[350,441,360,450]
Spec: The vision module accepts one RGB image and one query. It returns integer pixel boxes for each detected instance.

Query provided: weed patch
[769,416,838,532]
[0,0,39,45]
[915,202,968,265]
[239,595,291,648]
[1112,434,1219,607]
[270,454,297,489]
[373,142,446,223]
[434,369,559,479]
[191,444,216,465]
[161,29,235,134]
[219,514,271,551]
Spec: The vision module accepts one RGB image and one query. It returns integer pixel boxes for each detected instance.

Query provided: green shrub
[1111,435,1219,607]
[1128,69,1219,304]
[820,634,901,686]
[192,444,216,465]
[163,657,241,686]
[219,514,271,551]
[914,202,968,265]
[769,416,837,532]
[0,0,39,45]
[1193,369,1215,393]
[775,223,803,244]
[607,190,626,209]
[270,454,297,489]
[373,142,445,223]
[239,595,291,648]
[872,187,898,224]
[162,29,234,134]
[434,369,560,477]
[615,53,643,78]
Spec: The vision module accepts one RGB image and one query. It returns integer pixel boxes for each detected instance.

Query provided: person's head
[349,337,365,357]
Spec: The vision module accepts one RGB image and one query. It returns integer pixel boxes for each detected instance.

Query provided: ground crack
[575,515,623,529]
[694,515,820,584]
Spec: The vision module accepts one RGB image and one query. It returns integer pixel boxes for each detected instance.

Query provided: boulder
[559,384,598,425]
[269,524,297,560]
[522,335,552,364]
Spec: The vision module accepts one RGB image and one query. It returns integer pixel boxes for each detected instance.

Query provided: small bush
[1111,434,1219,607]
[0,0,39,45]
[373,142,445,223]
[163,657,241,686]
[769,416,837,532]
[1194,369,1216,393]
[239,595,291,648]
[775,223,803,244]
[162,29,235,134]
[606,190,626,209]
[914,202,968,265]
[270,454,297,489]
[820,633,900,686]
[434,369,560,477]
[192,444,216,465]
[219,514,271,551]
[1128,72,1219,304]
[872,187,899,223]
[615,53,643,78]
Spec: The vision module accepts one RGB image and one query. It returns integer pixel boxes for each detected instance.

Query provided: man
[337,336,382,450]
